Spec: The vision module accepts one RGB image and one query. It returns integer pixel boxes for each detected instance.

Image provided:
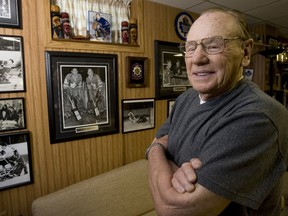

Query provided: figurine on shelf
[50,5,64,39]
[129,18,138,46]
[121,21,129,44]
[61,12,72,39]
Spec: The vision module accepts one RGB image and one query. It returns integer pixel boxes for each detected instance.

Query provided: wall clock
[174,11,193,41]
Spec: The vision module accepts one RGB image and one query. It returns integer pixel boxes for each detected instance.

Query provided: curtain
[51,0,131,43]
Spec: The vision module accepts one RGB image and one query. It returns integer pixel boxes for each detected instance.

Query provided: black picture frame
[0,97,26,132]
[126,56,148,88]
[154,40,190,100]
[0,35,25,93]
[0,131,33,191]
[122,98,155,133]
[0,0,22,29]
[45,51,119,144]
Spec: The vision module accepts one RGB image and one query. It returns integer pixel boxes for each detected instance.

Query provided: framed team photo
[0,35,25,93]
[0,97,26,132]
[0,0,22,29]
[154,40,190,99]
[122,98,155,133]
[45,51,119,144]
[0,131,33,191]
[88,11,112,42]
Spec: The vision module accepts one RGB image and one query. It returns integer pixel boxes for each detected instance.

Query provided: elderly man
[147,7,288,216]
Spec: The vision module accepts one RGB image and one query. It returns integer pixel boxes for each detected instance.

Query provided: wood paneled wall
[0,0,199,215]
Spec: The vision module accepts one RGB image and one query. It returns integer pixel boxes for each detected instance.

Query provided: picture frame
[167,100,175,117]
[122,98,155,133]
[0,131,33,191]
[0,97,26,132]
[154,40,190,100]
[0,35,25,93]
[126,56,148,88]
[45,51,119,144]
[88,11,112,42]
[0,0,22,29]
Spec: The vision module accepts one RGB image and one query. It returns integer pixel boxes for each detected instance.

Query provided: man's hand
[172,158,202,193]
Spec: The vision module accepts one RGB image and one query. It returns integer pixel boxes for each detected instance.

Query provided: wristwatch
[145,142,166,159]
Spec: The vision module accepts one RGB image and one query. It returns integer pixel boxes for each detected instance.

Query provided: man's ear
[242,38,254,67]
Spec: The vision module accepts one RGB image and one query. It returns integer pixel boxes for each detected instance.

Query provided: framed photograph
[126,56,148,88]
[122,98,155,133]
[88,11,112,42]
[154,40,190,100]
[0,97,26,132]
[167,100,175,117]
[0,35,25,92]
[0,131,33,191]
[0,0,22,29]
[45,51,119,144]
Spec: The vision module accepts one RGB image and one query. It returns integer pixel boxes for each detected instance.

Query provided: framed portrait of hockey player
[0,35,25,93]
[45,51,119,144]
[122,98,155,133]
[154,40,190,99]
[0,97,26,132]
[0,131,33,191]
[0,0,22,29]
[88,11,112,42]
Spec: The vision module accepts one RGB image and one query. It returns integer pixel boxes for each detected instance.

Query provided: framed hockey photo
[88,11,112,42]
[154,40,190,99]
[0,35,25,93]
[0,97,26,132]
[122,98,155,133]
[0,131,33,191]
[45,51,119,144]
[126,56,148,88]
[0,0,22,29]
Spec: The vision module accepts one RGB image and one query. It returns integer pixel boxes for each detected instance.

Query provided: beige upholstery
[32,159,156,216]
[31,159,288,216]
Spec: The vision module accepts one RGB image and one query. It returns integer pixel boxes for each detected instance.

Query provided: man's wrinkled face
[185,12,246,100]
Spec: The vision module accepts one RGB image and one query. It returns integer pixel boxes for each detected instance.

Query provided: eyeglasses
[179,36,241,57]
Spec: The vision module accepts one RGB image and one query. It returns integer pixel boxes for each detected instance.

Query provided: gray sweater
[156,79,288,215]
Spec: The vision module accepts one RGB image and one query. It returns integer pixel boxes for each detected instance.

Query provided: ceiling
[149,0,288,39]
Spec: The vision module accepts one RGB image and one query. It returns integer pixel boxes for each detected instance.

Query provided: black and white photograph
[0,131,33,191]
[122,98,155,133]
[88,11,112,42]
[0,0,22,29]
[0,35,25,92]
[155,40,190,99]
[0,97,25,132]
[46,51,119,144]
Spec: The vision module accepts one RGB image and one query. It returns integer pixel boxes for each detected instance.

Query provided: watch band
[145,142,166,160]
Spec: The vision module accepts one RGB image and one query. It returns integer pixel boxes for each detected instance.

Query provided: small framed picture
[0,35,25,93]
[154,40,191,99]
[167,100,175,117]
[0,0,22,29]
[0,97,26,132]
[126,56,148,88]
[122,98,155,133]
[0,131,33,191]
[88,11,112,42]
[244,69,254,81]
